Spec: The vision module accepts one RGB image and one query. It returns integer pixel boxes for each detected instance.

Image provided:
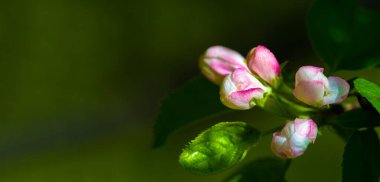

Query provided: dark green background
[0,0,379,181]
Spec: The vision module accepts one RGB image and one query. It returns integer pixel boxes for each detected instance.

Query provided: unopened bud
[199,46,248,84]
[271,118,318,158]
[293,66,349,107]
[220,68,268,110]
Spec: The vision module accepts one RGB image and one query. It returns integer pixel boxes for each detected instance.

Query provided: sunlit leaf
[354,78,380,113]
[307,0,380,71]
[179,122,260,175]
[153,76,229,148]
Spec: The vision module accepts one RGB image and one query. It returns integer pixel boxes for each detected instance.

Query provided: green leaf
[225,157,287,182]
[335,109,380,128]
[307,0,380,71]
[331,124,355,142]
[179,122,261,175]
[153,76,229,148]
[354,78,380,113]
[342,129,380,182]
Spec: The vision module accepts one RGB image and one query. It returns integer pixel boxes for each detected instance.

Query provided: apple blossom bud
[271,118,318,158]
[220,68,268,110]
[293,66,350,107]
[246,45,281,86]
[199,46,248,84]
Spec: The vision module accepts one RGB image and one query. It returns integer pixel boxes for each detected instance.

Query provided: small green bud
[179,122,260,175]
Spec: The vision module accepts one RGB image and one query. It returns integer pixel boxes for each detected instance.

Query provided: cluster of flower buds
[200,45,280,110]
[199,45,350,158]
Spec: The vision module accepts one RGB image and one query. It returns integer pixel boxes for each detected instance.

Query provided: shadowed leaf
[335,109,380,128]
[307,0,380,71]
[225,157,286,182]
[153,76,229,148]
[342,129,380,182]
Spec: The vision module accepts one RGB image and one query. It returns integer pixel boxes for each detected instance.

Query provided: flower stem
[259,92,317,119]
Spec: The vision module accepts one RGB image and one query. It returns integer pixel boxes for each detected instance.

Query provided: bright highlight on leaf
[179,122,260,175]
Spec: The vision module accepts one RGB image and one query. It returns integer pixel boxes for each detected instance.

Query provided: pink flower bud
[246,45,281,86]
[199,46,248,84]
[271,118,318,158]
[220,68,267,110]
[293,66,350,107]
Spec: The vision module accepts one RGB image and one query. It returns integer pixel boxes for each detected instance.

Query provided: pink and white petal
[295,66,328,87]
[206,58,237,76]
[220,88,265,110]
[271,132,288,158]
[200,61,224,84]
[281,121,295,139]
[293,80,325,106]
[247,45,280,85]
[230,68,267,92]
[288,133,310,157]
[294,118,318,142]
[323,76,350,105]
[206,46,246,67]
[200,46,248,84]
[289,149,306,158]
[295,66,323,81]
[221,73,237,95]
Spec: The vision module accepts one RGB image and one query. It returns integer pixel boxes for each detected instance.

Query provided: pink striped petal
[294,118,318,143]
[247,45,280,86]
[271,118,318,158]
[220,68,267,110]
[293,80,325,106]
[295,66,329,87]
[323,76,350,106]
[221,88,265,110]
[288,134,308,157]
[200,46,248,84]
[271,132,288,158]
[229,68,266,91]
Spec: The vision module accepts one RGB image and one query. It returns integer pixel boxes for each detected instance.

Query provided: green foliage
[179,122,260,175]
[153,76,229,147]
[335,109,380,128]
[354,78,380,113]
[342,129,380,182]
[307,0,380,71]
[225,158,286,182]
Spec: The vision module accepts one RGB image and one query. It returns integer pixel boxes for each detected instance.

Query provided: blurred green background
[0,0,379,181]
